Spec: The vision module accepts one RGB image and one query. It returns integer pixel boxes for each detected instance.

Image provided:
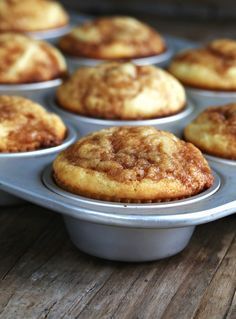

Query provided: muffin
[0,0,69,32]
[59,16,166,60]
[56,62,186,120]
[184,103,236,159]
[0,33,67,84]
[169,39,236,91]
[53,126,214,203]
[0,95,66,152]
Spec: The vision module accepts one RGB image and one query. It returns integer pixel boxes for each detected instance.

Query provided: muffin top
[0,95,66,152]
[56,62,186,120]
[0,0,69,32]
[0,33,67,84]
[53,126,213,202]
[59,16,166,59]
[184,103,236,159]
[169,39,236,90]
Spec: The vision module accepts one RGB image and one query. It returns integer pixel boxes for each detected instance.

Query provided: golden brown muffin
[0,33,67,84]
[56,62,186,120]
[0,0,69,32]
[53,126,213,203]
[59,16,166,59]
[169,39,236,91]
[184,103,236,159]
[0,95,66,152]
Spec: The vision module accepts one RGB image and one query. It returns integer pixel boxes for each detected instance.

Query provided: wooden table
[1,18,236,319]
[0,203,235,319]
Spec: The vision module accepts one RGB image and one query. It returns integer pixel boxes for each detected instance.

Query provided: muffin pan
[27,13,89,43]
[0,122,77,206]
[66,47,173,72]
[64,24,175,71]
[0,33,235,262]
[49,97,193,136]
[0,79,63,104]
[186,87,236,108]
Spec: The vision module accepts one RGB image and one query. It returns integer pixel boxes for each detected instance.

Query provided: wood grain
[0,204,235,319]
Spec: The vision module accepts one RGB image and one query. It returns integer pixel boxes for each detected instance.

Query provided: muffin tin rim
[205,154,236,166]
[65,45,173,66]
[42,165,221,210]
[186,86,236,98]
[0,78,63,91]
[26,23,72,40]
[0,123,77,158]
[0,159,235,228]
[49,97,194,125]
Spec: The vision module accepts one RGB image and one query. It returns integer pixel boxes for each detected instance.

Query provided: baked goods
[59,16,166,59]
[53,126,213,203]
[184,103,236,159]
[0,95,66,152]
[56,62,186,120]
[0,0,69,32]
[169,39,236,90]
[0,33,67,84]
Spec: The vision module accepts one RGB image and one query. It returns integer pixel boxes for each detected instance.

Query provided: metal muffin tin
[0,147,235,261]
[0,79,63,104]
[170,41,236,107]
[25,12,89,43]
[26,24,71,42]
[186,87,236,108]
[65,35,181,73]
[0,35,235,262]
[49,97,193,136]
[64,34,197,73]
[66,48,173,73]
[0,123,77,206]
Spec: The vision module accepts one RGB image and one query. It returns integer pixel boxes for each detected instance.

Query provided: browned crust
[56,63,186,120]
[169,39,236,91]
[53,126,214,203]
[0,0,69,32]
[0,95,67,152]
[184,104,236,159]
[0,33,67,84]
[59,17,166,59]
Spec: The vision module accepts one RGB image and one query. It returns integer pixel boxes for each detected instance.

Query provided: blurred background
[60,0,236,42]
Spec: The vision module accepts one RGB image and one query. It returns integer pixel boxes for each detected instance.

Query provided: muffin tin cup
[63,217,196,262]
[0,123,77,206]
[186,87,236,108]
[49,98,194,136]
[1,155,236,262]
[0,79,63,105]
[66,48,173,73]
[25,12,90,44]
[44,166,220,261]
[26,24,72,43]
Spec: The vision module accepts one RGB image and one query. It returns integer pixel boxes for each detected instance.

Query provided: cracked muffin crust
[0,0,69,32]
[59,16,166,59]
[0,95,66,152]
[169,39,236,90]
[184,103,236,159]
[56,62,186,120]
[0,33,67,84]
[53,126,213,203]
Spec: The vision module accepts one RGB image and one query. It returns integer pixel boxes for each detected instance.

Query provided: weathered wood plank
[0,203,235,319]
[226,290,236,319]
[0,208,115,319]
[76,218,236,319]
[194,234,236,319]
[0,204,54,279]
